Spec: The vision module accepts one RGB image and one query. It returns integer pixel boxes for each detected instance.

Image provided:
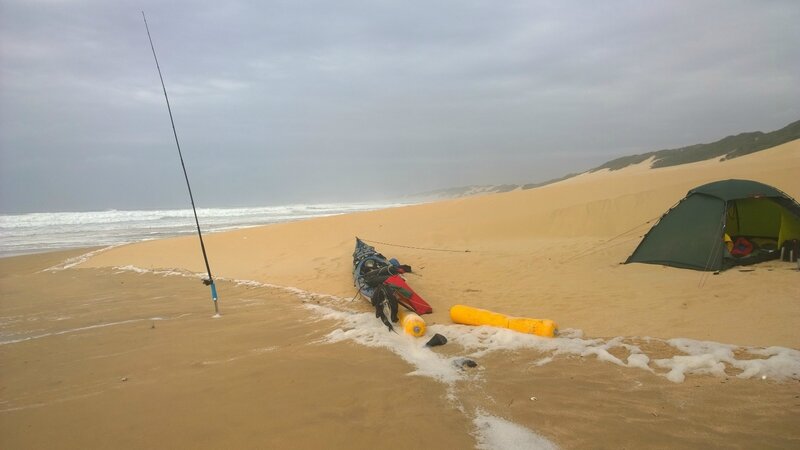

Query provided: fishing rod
[142,12,220,317]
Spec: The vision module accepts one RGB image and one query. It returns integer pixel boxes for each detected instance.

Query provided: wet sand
[0,251,475,449]
[2,250,799,449]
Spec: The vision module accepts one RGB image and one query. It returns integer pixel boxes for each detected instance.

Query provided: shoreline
[0,201,416,259]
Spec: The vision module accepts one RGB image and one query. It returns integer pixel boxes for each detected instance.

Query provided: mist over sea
[0,202,411,258]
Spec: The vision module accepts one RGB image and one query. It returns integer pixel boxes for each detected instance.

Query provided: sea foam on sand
[440,324,800,383]
[306,304,466,383]
[306,304,800,385]
[58,259,800,387]
[654,338,800,383]
[103,262,800,385]
[473,410,559,450]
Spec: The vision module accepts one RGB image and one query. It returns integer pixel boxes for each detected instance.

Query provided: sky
[1,0,798,213]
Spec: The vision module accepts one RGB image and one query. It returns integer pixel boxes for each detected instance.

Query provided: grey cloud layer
[1,0,798,212]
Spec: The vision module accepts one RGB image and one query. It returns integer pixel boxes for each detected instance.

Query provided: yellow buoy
[449,304,558,337]
[398,308,426,337]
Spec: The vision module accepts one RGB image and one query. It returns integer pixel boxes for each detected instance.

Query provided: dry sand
[2,141,800,448]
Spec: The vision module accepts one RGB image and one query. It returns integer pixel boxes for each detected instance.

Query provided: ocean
[0,202,409,258]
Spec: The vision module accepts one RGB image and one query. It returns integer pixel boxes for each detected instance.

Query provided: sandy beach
[83,138,800,347]
[2,141,800,448]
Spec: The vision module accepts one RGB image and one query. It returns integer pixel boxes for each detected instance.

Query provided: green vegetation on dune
[408,119,799,199]
[521,172,581,190]
[592,119,800,172]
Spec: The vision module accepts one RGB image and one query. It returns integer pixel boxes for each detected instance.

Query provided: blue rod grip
[210,281,218,301]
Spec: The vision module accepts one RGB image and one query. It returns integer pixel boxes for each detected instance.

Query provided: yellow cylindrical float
[398,308,426,337]
[449,304,558,337]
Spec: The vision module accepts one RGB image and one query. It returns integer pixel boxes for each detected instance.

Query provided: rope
[360,238,471,253]
[698,210,728,287]
[561,215,660,263]
[364,212,659,262]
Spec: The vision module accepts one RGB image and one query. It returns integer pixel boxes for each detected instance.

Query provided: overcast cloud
[1,0,798,213]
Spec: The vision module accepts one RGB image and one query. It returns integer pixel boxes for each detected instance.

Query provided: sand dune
[82,139,800,347]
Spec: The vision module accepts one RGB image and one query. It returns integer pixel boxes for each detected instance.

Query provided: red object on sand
[384,275,433,315]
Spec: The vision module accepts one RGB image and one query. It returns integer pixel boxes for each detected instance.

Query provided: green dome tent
[626,179,800,271]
